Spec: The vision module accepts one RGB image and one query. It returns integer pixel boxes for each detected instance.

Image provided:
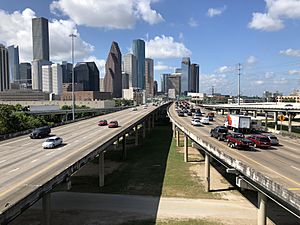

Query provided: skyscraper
[122,72,129,89]
[0,44,9,91]
[123,53,137,88]
[167,73,181,96]
[74,62,99,91]
[42,64,63,96]
[19,63,32,85]
[160,73,170,94]
[153,80,158,96]
[181,57,190,94]
[190,63,199,93]
[61,61,73,83]
[145,58,154,98]
[32,17,50,90]
[32,17,49,61]
[132,39,145,89]
[7,45,20,85]
[104,41,122,98]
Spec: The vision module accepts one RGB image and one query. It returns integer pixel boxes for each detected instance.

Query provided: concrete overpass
[0,102,170,225]
[202,102,300,133]
[168,103,300,225]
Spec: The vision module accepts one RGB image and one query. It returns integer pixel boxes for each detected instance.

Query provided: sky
[0,0,300,96]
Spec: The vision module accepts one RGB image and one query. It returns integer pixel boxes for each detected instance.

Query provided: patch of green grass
[161,139,218,199]
[120,219,223,225]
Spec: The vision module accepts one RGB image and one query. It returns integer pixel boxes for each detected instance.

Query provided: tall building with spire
[132,39,145,89]
[104,41,122,98]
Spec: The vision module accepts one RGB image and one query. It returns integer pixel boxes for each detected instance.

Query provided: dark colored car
[98,120,108,126]
[247,135,271,148]
[210,126,228,141]
[226,132,253,149]
[187,111,193,116]
[108,121,119,128]
[177,111,185,117]
[207,112,214,121]
[29,126,51,139]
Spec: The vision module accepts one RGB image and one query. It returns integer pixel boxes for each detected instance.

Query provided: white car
[200,117,209,125]
[42,136,63,149]
[132,107,138,111]
[191,119,202,126]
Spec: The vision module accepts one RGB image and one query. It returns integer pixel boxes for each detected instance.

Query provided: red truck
[226,132,253,150]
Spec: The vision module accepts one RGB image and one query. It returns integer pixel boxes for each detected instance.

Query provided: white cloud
[188,17,198,27]
[246,56,258,65]
[207,6,226,18]
[0,8,98,65]
[154,61,174,71]
[146,35,192,59]
[255,80,265,85]
[248,0,300,31]
[50,0,164,29]
[248,13,283,31]
[216,65,234,74]
[264,72,274,79]
[280,48,300,57]
[274,78,288,84]
[83,56,106,75]
[288,70,300,75]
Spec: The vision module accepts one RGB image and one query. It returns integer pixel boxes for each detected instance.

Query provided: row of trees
[0,104,93,135]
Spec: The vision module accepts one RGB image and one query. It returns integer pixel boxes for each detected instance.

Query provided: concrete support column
[264,112,268,130]
[172,123,176,138]
[122,134,127,160]
[205,153,211,192]
[176,129,180,147]
[184,134,188,162]
[152,115,155,128]
[135,125,139,146]
[99,152,104,187]
[114,138,119,150]
[42,193,51,225]
[274,112,278,131]
[148,118,151,132]
[288,114,292,133]
[254,111,257,118]
[257,192,267,225]
[142,121,146,138]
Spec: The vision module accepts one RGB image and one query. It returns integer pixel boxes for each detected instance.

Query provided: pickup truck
[226,132,253,149]
[210,126,228,141]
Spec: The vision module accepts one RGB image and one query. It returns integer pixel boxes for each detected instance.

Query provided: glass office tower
[132,39,145,89]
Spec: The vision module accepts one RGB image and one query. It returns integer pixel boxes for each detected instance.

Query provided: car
[247,135,271,148]
[210,126,228,141]
[132,107,138,111]
[200,117,209,125]
[30,126,51,139]
[177,111,185,117]
[284,104,293,107]
[42,136,63,149]
[226,132,253,149]
[108,121,119,128]
[195,112,202,117]
[98,120,108,126]
[207,112,214,121]
[143,105,147,109]
[263,133,279,145]
[187,111,193,116]
[191,119,202,126]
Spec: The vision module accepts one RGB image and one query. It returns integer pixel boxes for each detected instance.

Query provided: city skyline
[0,1,300,95]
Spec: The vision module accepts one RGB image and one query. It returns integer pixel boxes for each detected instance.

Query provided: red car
[247,135,271,148]
[98,120,108,126]
[108,121,119,128]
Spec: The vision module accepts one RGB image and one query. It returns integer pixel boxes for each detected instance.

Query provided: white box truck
[224,114,251,131]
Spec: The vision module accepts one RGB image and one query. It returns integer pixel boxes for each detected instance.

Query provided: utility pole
[237,63,241,105]
[212,86,214,96]
[69,33,77,121]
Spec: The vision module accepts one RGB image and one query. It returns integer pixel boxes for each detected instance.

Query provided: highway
[169,104,300,214]
[0,104,159,220]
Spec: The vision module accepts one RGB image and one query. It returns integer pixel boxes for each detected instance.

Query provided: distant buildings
[132,39,145,89]
[7,45,20,86]
[167,73,181,97]
[160,73,170,94]
[0,44,10,92]
[104,41,122,98]
[74,62,99,91]
[32,59,51,90]
[122,72,129,89]
[190,63,199,93]
[19,63,32,87]
[145,58,154,98]
[61,61,72,83]
[42,64,62,96]
[123,53,137,88]
[153,80,158,96]
[181,57,190,94]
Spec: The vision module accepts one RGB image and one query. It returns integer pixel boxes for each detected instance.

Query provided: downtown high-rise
[32,17,50,90]
[0,44,9,91]
[104,41,122,98]
[190,63,199,93]
[7,45,20,85]
[181,57,190,94]
[145,58,154,98]
[132,39,145,89]
[123,53,137,88]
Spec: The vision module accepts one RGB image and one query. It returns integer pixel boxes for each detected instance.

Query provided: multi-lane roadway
[0,105,159,221]
[169,104,300,214]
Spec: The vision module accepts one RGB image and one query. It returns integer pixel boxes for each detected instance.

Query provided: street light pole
[69,34,77,120]
[237,63,241,105]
